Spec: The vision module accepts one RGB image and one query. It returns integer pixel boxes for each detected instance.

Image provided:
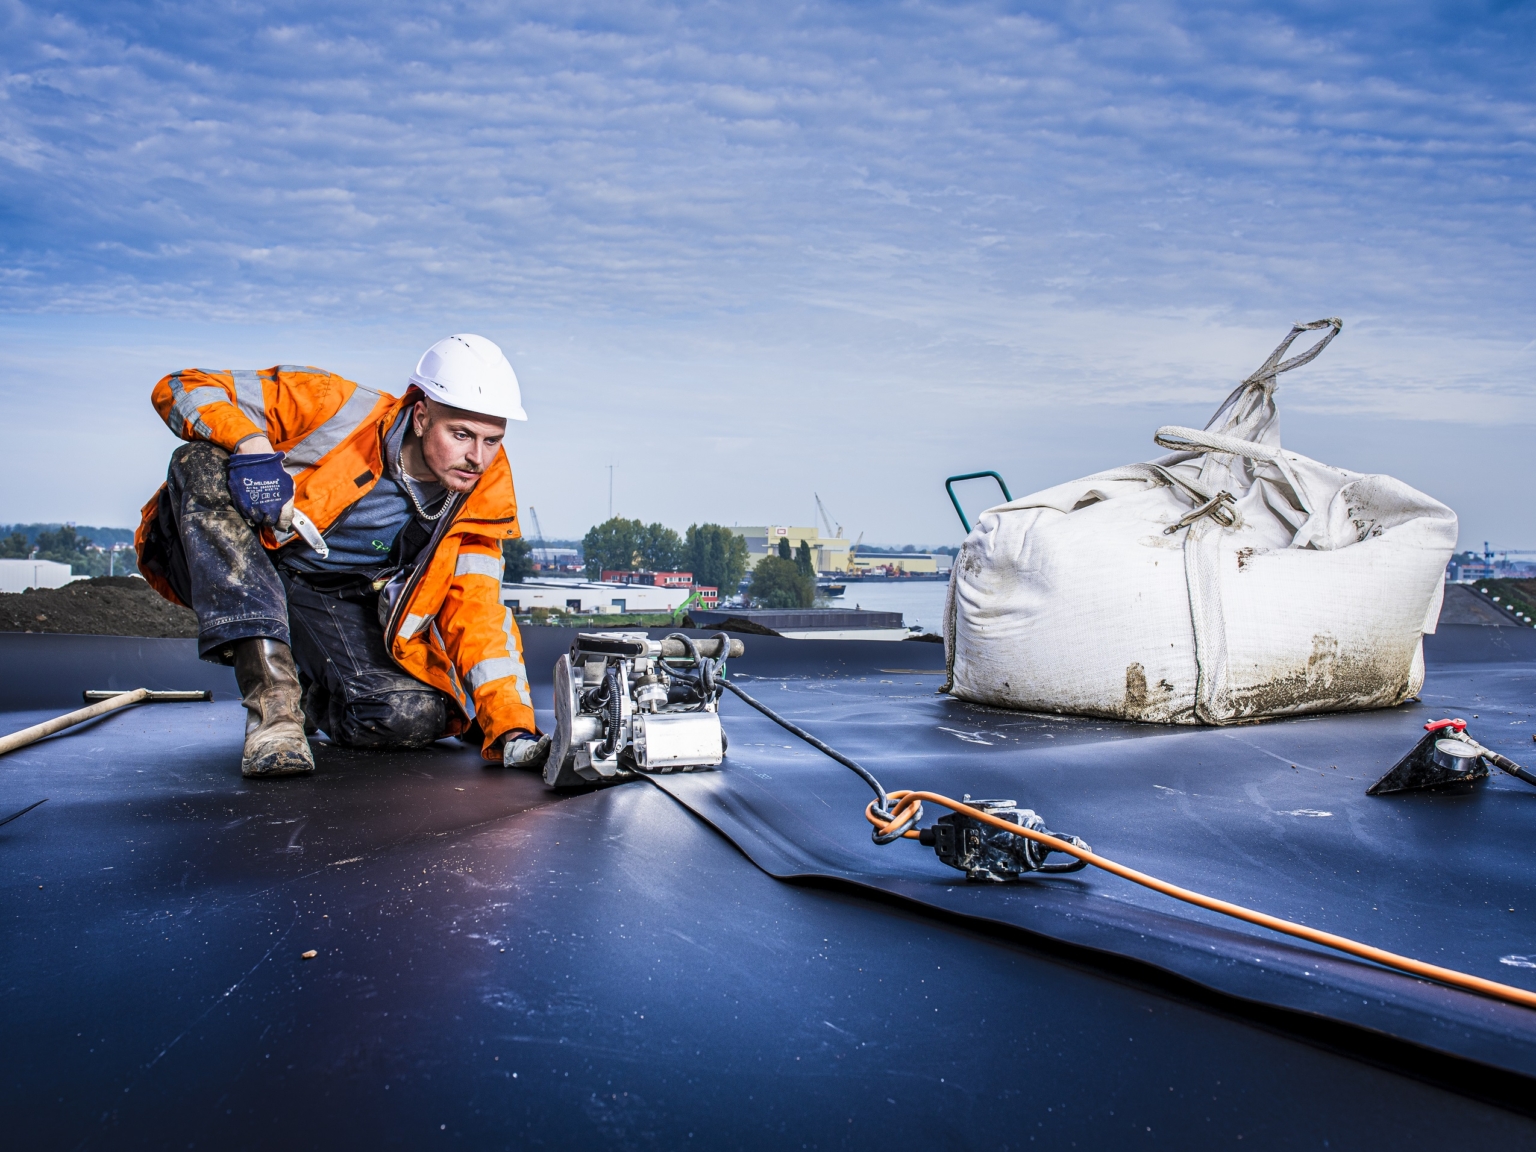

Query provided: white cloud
[0,0,1532,542]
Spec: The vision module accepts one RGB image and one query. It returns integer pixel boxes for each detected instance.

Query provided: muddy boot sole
[241,721,316,778]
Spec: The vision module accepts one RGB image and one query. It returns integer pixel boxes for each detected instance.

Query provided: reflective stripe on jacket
[136,365,534,756]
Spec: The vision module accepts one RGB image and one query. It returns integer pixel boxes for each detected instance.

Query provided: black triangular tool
[1367,729,1489,796]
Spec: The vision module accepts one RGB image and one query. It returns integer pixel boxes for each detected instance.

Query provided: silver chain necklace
[394,438,451,521]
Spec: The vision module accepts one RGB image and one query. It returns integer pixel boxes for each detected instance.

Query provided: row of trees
[583,519,688,577]
[0,525,139,577]
[515,518,821,609]
[579,518,751,594]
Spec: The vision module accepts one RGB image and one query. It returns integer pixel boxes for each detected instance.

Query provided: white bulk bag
[944,319,1457,725]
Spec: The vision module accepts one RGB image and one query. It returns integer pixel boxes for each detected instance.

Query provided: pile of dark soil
[681,614,782,636]
[0,576,198,638]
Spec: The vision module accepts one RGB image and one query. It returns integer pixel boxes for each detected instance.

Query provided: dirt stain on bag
[1305,633,1338,689]
[1120,662,1181,722]
[1225,635,1411,720]
[1125,662,1150,709]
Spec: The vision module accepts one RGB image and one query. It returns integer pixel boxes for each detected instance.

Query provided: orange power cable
[868,789,1536,1012]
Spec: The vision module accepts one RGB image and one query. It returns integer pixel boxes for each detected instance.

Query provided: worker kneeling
[134,335,550,778]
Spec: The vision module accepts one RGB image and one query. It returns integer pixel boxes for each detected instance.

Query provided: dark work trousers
[145,441,450,749]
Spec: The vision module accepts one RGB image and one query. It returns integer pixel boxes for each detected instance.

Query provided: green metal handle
[945,471,1013,533]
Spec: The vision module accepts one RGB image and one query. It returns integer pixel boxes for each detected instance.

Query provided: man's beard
[439,461,483,492]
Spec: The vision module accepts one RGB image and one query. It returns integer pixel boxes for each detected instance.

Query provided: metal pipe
[659,637,744,659]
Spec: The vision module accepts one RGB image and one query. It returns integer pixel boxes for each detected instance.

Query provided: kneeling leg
[327,688,448,749]
[285,574,452,751]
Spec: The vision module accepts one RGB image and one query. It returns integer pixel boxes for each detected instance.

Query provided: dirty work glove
[227,452,294,528]
[503,731,551,769]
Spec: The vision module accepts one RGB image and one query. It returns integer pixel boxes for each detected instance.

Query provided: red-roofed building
[600,571,718,608]
[601,571,694,588]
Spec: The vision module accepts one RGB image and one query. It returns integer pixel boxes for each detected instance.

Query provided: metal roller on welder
[544,631,745,788]
[1368,717,1536,795]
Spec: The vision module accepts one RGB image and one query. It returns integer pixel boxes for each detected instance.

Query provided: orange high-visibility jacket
[136,365,535,757]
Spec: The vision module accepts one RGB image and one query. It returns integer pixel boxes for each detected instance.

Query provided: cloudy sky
[2,1,1532,546]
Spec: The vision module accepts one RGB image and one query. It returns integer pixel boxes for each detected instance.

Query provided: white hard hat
[409,333,527,421]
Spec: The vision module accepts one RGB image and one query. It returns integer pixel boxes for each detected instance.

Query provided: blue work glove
[227,452,294,527]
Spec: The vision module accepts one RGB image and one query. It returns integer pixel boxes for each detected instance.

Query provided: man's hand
[236,436,295,528]
[227,451,294,528]
[503,731,551,769]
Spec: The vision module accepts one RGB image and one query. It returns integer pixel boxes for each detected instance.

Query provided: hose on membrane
[720,679,1536,1012]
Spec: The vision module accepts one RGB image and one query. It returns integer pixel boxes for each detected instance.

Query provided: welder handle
[0,689,153,757]
[660,637,745,659]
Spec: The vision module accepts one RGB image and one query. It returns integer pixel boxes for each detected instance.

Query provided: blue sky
[2,1,1533,545]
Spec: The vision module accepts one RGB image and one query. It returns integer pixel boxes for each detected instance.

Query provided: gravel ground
[0,576,198,638]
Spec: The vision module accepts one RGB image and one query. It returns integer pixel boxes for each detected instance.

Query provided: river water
[821,579,950,633]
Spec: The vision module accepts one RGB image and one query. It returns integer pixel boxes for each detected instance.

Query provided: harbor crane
[814,493,843,539]
[847,530,864,575]
[1485,542,1536,562]
[528,505,550,568]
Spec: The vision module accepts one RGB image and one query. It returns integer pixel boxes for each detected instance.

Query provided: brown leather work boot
[233,638,316,778]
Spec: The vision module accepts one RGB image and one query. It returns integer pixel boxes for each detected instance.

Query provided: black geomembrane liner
[650,624,1536,1073]
[4,625,1536,1145]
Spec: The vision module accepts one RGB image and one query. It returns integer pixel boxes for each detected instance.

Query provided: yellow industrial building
[729,527,941,576]
[731,527,852,574]
[847,550,939,575]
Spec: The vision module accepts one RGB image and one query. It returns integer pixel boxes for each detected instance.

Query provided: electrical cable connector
[917,797,1090,881]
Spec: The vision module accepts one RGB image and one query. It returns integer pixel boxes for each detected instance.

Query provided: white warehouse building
[0,559,86,594]
[501,580,694,616]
